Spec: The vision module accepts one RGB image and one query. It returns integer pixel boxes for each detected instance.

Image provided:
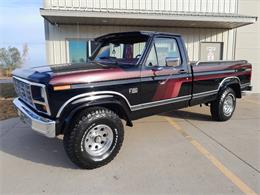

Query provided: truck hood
[12,62,139,85]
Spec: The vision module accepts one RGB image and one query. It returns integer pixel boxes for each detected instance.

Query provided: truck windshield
[92,35,149,66]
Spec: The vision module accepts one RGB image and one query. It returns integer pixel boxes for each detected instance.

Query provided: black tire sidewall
[64,107,124,169]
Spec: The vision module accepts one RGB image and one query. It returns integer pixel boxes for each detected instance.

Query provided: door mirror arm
[151,66,163,72]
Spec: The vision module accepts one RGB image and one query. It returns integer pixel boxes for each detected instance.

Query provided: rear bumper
[245,86,253,91]
[13,98,56,138]
[241,83,252,91]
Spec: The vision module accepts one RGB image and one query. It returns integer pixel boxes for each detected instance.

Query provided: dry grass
[0,98,17,120]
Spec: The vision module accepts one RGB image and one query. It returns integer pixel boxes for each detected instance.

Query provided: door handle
[178,69,187,74]
[151,66,163,72]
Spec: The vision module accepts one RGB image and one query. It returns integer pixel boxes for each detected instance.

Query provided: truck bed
[190,60,252,105]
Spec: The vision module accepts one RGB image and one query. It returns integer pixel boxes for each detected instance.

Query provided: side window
[145,44,158,66]
[145,37,181,67]
[133,42,146,57]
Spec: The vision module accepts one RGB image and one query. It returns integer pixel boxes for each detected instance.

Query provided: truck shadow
[162,109,212,121]
[0,110,211,169]
[0,125,78,169]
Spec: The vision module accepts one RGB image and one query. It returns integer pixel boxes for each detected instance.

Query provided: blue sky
[0,0,46,67]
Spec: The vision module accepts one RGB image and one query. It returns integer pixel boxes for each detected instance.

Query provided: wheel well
[227,83,241,98]
[62,103,133,133]
[99,103,133,126]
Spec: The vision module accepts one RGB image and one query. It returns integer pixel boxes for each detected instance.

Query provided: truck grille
[13,78,34,107]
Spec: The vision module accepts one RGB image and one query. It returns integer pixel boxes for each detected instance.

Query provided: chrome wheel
[84,124,114,157]
[223,94,234,116]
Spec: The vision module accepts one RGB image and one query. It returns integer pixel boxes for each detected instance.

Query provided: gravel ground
[0,98,17,120]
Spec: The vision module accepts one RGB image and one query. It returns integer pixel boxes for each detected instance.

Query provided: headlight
[31,85,51,115]
[40,87,46,99]
[31,86,45,102]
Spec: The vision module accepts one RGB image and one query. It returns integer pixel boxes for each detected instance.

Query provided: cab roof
[94,31,181,42]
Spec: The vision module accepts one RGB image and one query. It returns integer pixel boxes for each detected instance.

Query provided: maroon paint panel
[194,71,251,82]
[152,77,192,101]
[50,67,140,86]
[192,62,251,73]
[152,62,251,101]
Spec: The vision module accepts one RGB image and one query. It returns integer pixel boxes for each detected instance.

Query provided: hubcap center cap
[94,136,102,143]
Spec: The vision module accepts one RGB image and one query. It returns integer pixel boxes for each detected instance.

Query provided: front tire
[210,87,236,121]
[63,107,124,169]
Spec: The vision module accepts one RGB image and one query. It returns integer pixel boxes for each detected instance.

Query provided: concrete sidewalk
[0,94,259,194]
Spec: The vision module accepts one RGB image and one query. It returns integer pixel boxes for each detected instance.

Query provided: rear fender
[218,77,241,98]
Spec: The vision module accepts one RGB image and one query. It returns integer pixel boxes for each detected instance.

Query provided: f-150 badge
[129,87,138,94]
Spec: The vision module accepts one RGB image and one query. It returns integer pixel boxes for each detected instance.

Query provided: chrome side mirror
[165,57,180,67]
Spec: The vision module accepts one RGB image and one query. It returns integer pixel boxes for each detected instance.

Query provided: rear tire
[63,107,124,169]
[210,87,236,121]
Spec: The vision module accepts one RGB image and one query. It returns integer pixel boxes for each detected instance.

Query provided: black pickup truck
[13,31,252,169]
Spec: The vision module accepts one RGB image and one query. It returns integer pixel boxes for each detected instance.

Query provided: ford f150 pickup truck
[12,31,252,169]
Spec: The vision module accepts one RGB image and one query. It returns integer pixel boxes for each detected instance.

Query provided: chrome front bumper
[13,98,56,138]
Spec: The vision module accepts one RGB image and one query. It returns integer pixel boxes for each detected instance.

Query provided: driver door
[139,36,191,111]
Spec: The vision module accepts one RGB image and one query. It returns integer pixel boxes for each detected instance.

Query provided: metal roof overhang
[40,8,257,29]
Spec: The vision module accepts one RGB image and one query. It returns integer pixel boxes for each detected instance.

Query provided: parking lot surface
[0,94,259,194]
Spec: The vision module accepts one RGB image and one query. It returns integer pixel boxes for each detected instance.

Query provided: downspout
[233,0,239,60]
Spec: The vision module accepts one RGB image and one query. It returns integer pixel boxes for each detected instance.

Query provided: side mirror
[165,57,180,67]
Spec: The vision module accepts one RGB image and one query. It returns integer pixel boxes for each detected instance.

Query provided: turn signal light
[53,85,71,91]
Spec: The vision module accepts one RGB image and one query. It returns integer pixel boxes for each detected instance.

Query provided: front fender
[57,94,132,134]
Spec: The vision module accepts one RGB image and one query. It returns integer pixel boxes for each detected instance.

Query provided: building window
[200,42,224,61]
[68,40,88,63]
[67,39,98,63]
